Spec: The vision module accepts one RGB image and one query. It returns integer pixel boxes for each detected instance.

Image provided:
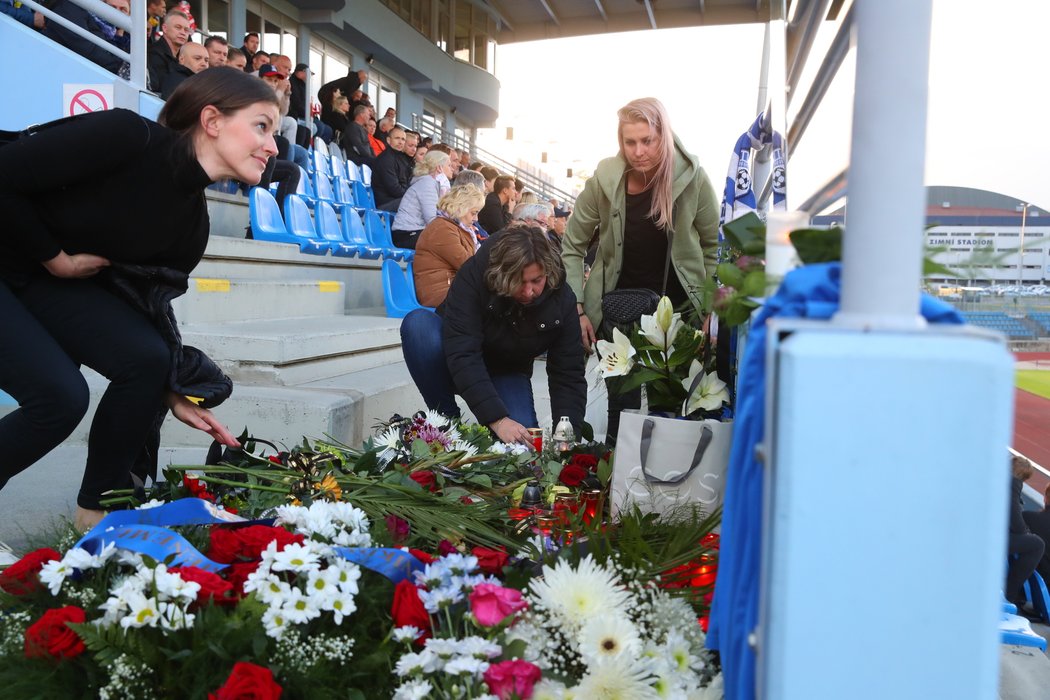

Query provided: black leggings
[0,276,170,509]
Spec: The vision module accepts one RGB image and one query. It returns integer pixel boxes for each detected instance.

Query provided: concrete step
[193,236,388,315]
[172,278,346,324]
[181,315,404,385]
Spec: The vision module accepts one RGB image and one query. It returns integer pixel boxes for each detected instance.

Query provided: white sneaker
[0,541,18,568]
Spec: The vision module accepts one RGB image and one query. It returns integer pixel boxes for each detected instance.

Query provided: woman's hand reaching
[489,416,532,446]
[166,393,241,448]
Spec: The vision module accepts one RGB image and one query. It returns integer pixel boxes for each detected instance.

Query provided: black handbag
[600,226,673,336]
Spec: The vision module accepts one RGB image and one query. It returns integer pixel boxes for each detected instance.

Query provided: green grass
[1017,369,1050,400]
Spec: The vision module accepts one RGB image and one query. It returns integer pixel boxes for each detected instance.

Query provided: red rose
[391,580,431,638]
[484,659,542,700]
[408,470,438,492]
[569,453,599,472]
[183,474,216,502]
[208,661,282,700]
[471,546,509,575]
[171,566,236,607]
[0,548,61,596]
[558,464,588,487]
[437,540,458,556]
[208,527,242,564]
[224,561,260,597]
[235,526,304,559]
[24,606,86,660]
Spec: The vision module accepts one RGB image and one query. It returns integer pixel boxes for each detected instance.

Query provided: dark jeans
[257,158,301,216]
[391,229,422,250]
[0,276,171,509]
[378,197,402,213]
[1007,532,1045,604]
[399,309,537,427]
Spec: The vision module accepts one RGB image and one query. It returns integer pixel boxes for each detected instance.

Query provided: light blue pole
[229,0,246,57]
[758,2,1014,698]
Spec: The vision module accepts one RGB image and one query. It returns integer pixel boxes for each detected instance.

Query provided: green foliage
[788,226,842,263]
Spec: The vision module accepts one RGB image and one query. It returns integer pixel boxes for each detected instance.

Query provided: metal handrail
[797,167,847,216]
[20,0,147,90]
[786,2,853,157]
[411,112,577,206]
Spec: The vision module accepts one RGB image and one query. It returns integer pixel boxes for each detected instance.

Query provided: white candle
[765,210,809,295]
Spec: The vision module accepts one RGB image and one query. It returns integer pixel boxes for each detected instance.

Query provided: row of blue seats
[248,188,412,262]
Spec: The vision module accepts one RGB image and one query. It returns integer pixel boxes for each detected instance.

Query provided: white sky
[478,0,1049,210]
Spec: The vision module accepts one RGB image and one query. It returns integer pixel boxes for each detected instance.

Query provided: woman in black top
[399,225,587,445]
[0,69,279,532]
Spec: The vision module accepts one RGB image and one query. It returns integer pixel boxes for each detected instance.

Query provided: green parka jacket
[561,134,720,326]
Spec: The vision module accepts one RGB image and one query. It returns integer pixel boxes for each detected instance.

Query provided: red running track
[1014,353,1050,495]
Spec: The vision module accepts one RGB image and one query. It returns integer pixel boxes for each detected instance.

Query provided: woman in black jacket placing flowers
[0,69,275,533]
[400,225,587,445]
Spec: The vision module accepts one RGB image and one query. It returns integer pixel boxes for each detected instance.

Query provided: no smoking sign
[63,84,113,116]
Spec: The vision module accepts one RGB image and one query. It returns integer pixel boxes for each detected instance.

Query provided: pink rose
[484,659,542,700]
[469,583,528,627]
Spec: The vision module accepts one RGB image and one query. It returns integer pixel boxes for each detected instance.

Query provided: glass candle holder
[527,428,543,453]
[534,513,558,537]
[580,489,603,523]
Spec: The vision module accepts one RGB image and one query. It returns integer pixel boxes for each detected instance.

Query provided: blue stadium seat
[339,205,383,259]
[314,170,336,203]
[361,163,373,186]
[315,201,359,257]
[346,161,363,183]
[248,187,303,248]
[333,176,355,206]
[382,259,427,318]
[312,147,331,178]
[364,209,412,261]
[352,180,377,210]
[283,194,331,255]
[295,165,316,203]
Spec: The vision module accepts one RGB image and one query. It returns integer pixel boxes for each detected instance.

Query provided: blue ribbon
[73,498,257,572]
[333,547,425,584]
[76,523,229,572]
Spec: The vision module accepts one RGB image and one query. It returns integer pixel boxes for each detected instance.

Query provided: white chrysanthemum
[115,549,145,567]
[63,544,116,571]
[392,679,434,700]
[280,588,322,624]
[443,656,489,676]
[453,635,502,659]
[423,409,450,429]
[376,426,403,464]
[423,637,461,660]
[328,558,363,594]
[262,606,290,638]
[578,614,642,664]
[528,555,631,631]
[244,569,288,601]
[304,568,340,603]
[271,542,321,573]
[324,590,357,624]
[442,553,479,576]
[38,558,74,596]
[664,629,705,676]
[395,651,429,677]
[575,658,659,700]
[119,592,161,629]
[418,586,461,613]
[393,626,422,643]
[153,565,201,604]
[450,440,478,458]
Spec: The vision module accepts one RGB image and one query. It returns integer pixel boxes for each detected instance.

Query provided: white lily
[594,327,637,378]
[682,360,729,414]
[640,296,684,350]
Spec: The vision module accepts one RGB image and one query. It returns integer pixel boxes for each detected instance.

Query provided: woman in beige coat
[413,185,486,307]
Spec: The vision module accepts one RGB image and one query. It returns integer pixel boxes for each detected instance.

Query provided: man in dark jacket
[399,226,587,445]
[239,32,259,72]
[372,127,413,211]
[147,9,190,92]
[289,63,312,147]
[341,104,375,166]
[160,41,207,100]
[478,175,515,235]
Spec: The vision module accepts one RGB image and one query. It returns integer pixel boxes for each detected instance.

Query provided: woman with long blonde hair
[561,97,720,442]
